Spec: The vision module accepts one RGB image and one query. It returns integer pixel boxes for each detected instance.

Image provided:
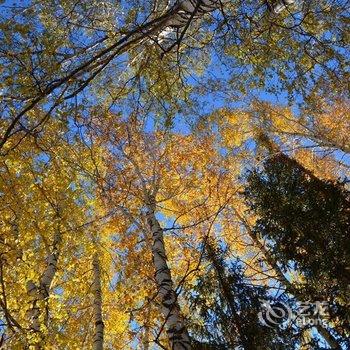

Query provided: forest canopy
[0,1,349,349]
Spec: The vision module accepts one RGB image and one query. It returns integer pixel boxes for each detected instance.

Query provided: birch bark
[92,253,104,350]
[146,202,191,350]
[26,229,61,347]
[0,1,223,150]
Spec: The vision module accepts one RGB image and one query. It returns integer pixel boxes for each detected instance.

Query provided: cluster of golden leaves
[0,97,348,348]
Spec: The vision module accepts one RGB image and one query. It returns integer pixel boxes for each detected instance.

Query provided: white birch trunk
[146,203,191,350]
[92,254,104,350]
[272,0,295,14]
[26,230,61,347]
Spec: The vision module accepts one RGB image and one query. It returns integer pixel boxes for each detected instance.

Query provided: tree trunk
[0,1,222,151]
[92,253,104,350]
[146,203,191,350]
[26,229,61,348]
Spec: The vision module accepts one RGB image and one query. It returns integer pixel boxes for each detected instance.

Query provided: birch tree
[92,253,104,350]
[1,0,348,150]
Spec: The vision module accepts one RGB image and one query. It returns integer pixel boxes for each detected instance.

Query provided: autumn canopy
[0,1,349,349]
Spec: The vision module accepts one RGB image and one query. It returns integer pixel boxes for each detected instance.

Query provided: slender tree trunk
[92,253,104,350]
[234,209,342,350]
[146,202,191,350]
[26,229,61,348]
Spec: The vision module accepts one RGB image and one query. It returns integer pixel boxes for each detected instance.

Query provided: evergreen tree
[244,154,350,341]
[187,242,297,349]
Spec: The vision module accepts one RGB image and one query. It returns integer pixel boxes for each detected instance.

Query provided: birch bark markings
[0,1,223,151]
[26,229,61,347]
[146,200,191,350]
[92,253,104,350]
